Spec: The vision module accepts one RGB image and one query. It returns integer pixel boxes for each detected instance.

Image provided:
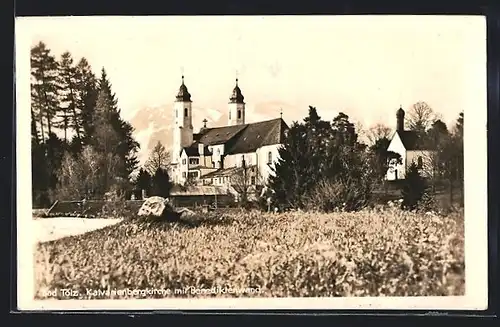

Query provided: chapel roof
[396,130,436,151]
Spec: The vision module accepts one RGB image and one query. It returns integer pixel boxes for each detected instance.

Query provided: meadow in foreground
[34,208,464,299]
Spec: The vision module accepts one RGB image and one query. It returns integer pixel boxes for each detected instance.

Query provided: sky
[17,15,486,129]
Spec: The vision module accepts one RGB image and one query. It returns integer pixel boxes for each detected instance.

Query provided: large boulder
[137,196,180,222]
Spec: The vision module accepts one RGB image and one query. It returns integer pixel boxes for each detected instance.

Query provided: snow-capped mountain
[129,104,227,166]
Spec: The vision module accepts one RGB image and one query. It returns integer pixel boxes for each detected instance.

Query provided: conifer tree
[75,58,98,146]
[134,168,152,194]
[267,122,310,209]
[401,162,428,211]
[31,41,60,141]
[57,51,81,143]
[93,68,140,178]
[150,168,173,198]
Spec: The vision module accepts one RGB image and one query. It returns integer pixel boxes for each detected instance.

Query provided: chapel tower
[396,106,405,132]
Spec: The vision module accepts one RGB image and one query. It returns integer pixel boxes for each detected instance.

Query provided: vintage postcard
[15,15,488,311]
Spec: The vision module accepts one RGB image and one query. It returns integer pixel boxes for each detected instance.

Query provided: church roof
[396,130,436,151]
[175,76,192,102]
[225,118,288,154]
[196,124,248,145]
[194,118,288,155]
[229,79,244,103]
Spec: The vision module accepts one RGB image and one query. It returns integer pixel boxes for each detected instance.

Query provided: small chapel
[385,107,437,181]
[169,76,289,189]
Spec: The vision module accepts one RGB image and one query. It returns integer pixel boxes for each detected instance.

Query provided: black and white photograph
[16,16,487,310]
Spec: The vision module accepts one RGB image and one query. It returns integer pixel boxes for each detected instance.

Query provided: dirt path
[33,217,123,243]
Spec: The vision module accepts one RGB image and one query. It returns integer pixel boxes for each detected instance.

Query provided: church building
[169,76,289,191]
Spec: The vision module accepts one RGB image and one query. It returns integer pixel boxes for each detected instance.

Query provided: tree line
[31,41,139,207]
[266,103,464,212]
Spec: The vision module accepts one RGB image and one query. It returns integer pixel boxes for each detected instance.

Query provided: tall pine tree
[57,51,81,143]
[93,68,140,178]
[31,41,60,141]
[75,58,98,147]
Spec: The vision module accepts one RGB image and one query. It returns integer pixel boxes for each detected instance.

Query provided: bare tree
[366,123,392,146]
[145,141,171,175]
[230,159,263,206]
[407,101,435,133]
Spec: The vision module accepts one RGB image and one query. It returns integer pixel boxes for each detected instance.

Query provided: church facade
[169,76,289,191]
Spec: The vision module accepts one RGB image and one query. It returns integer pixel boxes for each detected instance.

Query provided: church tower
[172,75,194,164]
[228,78,245,125]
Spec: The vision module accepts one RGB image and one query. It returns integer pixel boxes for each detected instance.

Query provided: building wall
[256,144,283,183]
[208,144,225,168]
[407,150,436,178]
[386,132,407,181]
[224,152,257,168]
[177,150,190,184]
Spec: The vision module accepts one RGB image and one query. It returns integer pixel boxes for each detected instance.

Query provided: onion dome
[229,78,245,103]
[176,75,192,102]
[396,106,405,117]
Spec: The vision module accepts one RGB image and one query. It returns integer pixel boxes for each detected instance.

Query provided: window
[251,176,256,185]
[212,161,215,168]
[417,156,423,169]
[182,158,187,165]
[188,171,198,178]
[189,158,199,165]
[237,110,241,119]
[184,108,188,117]
[217,161,221,168]
[176,110,178,118]
[229,111,231,119]
[267,151,272,164]
[182,172,187,178]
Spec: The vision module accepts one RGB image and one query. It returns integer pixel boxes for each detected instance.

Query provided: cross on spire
[202,118,208,128]
[280,108,283,119]
[236,69,239,86]
[181,66,185,84]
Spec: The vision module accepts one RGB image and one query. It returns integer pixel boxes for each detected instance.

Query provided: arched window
[267,151,272,164]
[229,111,231,120]
[417,156,423,169]
[237,110,241,119]
[176,110,178,118]
[184,108,188,117]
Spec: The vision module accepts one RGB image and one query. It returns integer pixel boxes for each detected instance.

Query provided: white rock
[137,196,179,221]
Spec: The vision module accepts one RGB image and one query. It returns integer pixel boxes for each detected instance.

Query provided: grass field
[34,208,464,299]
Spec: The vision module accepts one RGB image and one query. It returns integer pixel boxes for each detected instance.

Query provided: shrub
[401,163,431,211]
[303,177,373,212]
